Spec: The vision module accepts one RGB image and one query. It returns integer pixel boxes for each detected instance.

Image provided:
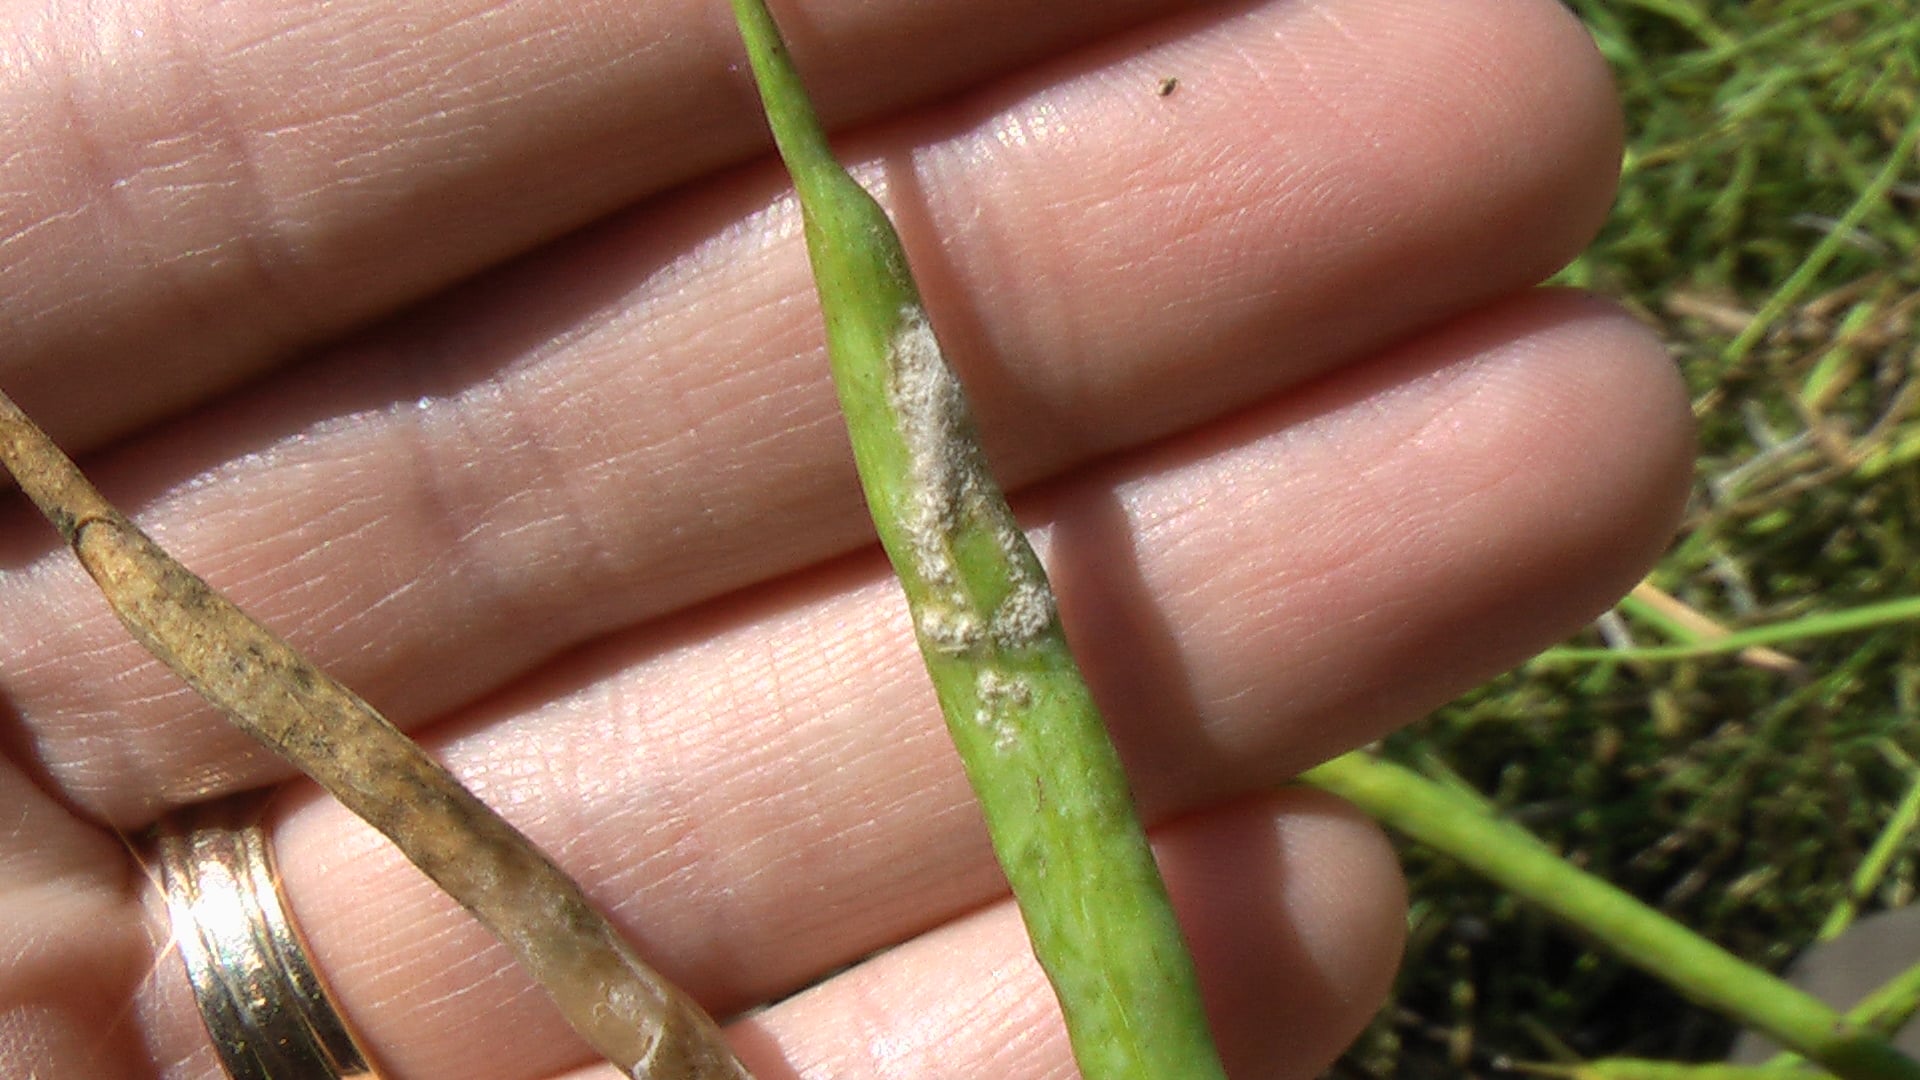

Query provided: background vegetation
[1335,1,1920,1074]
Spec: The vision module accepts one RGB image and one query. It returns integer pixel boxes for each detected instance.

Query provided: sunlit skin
[0,1,1690,1078]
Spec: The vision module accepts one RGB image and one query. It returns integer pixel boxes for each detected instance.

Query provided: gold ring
[154,804,383,1080]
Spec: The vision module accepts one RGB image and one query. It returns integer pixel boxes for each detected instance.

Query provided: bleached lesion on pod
[916,606,984,655]
[991,578,1055,647]
[975,667,1034,753]
[885,305,1057,656]
[887,305,978,592]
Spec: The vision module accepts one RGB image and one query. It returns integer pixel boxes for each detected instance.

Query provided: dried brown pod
[0,389,751,1080]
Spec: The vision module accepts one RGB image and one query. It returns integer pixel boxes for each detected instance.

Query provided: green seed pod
[728,3,1229,1078]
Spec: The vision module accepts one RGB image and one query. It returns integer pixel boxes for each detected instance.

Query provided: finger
[730,792,1405,1080]
[1,0,1626,823]
[0,748,152,1078]
[138,293,1687,1080]
[0,0,1214,447]
[140,790,1403,1080]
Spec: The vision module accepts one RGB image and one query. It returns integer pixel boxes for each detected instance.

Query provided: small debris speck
[1157,77,1179,97]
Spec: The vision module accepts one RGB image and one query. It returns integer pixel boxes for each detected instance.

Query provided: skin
[0,0,1692,1078]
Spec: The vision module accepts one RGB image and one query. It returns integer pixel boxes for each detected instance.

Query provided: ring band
[155,805,383,1080]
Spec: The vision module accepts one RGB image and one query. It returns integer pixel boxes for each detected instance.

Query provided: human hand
[0,1,1692,1078]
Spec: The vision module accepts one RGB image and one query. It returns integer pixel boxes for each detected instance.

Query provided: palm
[0,1,1688,1077]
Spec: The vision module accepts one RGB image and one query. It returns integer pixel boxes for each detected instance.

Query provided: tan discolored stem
[0,389,751,1080]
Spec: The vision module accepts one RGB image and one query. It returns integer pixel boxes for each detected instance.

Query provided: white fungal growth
[916,604,984,654]
[976,668,1033,707]
[886,305,981,589]
[886,304,1060,657]
[974,668,1034,752]
[625,1024,665,1080]
[991,579,1056,647]
[987,521,1056,648]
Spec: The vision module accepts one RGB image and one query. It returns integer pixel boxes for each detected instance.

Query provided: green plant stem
[1818,767,1920,941]
[1537,595,1920,663]
[1845,960,1920,1045]
[1756,960,1920,1075]
[1302,752,1920,1080]
[1523,1061,1825,1079]
[1768,907,1920,1071]
[1617,589,1712,644]
[727,3,1226,1078]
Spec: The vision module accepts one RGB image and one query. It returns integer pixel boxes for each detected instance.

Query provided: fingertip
[1450,288,1696,616]
[1225,0,1628,288]
[1162,789,1407,1078]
